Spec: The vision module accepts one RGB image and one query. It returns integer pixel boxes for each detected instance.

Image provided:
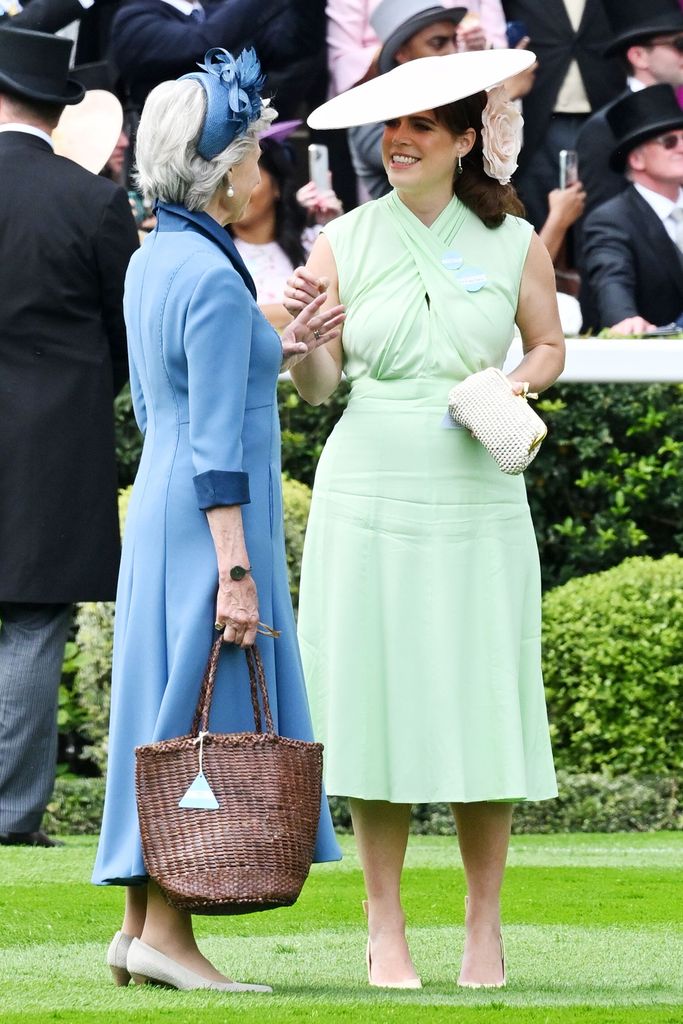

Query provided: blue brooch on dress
[180,47,265,160]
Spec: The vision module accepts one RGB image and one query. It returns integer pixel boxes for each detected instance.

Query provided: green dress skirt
[297,192,557,804]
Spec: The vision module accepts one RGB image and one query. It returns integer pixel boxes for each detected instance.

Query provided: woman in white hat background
[284,49,565,990]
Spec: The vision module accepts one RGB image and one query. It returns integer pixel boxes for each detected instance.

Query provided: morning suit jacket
[0,132,139,603]
[576,90,630,218]
[581,185,683,330]
[110,0,326,114]
[502,0,624,171]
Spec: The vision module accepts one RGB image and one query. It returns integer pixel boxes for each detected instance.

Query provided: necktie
[189,6,205,22]
[668,207,683,252]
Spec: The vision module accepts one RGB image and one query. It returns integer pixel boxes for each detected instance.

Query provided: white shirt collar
[0,123,53,148]
[633,181,683,221]
[627,77,647,93]
[159,0,202,14]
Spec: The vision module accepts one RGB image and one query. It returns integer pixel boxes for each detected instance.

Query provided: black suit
[576,90,630,218]
[0,129,137,837]
[0,131,138,603]
[110,0,326,115]
[581,185,683,330]
[503,1,624,230]
[503,0,623,169]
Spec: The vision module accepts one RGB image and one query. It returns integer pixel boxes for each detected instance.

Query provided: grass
[0,833,681,1022]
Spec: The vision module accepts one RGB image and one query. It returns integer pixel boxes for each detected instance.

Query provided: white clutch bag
[447,367,547,475]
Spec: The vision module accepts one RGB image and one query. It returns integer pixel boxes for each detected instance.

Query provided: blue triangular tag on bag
[178,731,219,809]
[179,771,219,810]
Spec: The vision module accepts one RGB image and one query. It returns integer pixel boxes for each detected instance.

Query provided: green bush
[529,383,683,588]
[282,476,312,609]
[44,771,682,836]
[542,555,683,776]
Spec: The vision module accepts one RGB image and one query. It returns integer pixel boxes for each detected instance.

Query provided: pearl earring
[226,172,234,198]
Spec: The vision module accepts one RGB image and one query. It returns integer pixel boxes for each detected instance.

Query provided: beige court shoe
[362,900,422,989]
[126,938,272,992]
[107,930,133,986]
[457,896,506,989]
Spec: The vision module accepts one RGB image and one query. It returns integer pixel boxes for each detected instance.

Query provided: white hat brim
[53,90,124,174]
[308,50,536,130]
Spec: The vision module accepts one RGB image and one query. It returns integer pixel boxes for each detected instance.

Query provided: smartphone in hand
[559,150,578,189]
[308,143,329,192]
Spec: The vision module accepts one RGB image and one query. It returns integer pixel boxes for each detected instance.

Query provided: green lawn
[1,833,682,1023]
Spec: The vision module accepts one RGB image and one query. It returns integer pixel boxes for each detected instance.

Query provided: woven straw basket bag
[447,367,547,475]
[135,636,323,915]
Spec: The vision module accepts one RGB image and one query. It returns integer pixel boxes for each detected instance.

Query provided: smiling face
[381,109,472,201]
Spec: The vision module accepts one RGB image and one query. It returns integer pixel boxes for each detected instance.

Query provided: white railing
[503,337,683,383]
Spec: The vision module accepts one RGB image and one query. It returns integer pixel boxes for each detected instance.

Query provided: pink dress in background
[326,0,509,97]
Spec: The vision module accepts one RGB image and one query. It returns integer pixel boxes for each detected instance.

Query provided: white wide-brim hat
[53,90,124,174]
[308,49,535,130]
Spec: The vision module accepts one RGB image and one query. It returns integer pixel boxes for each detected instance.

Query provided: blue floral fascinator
[180,47,265,160]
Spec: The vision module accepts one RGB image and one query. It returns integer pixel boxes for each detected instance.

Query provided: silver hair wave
[135,78,277,211]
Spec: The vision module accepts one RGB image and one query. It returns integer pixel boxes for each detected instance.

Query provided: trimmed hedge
[543,555,683,776]
[44,771,682,836]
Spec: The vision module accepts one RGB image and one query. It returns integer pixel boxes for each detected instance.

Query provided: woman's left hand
[296,176,343,226]
[280,291,345,369]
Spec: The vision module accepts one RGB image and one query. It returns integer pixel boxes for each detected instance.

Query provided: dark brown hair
[433,91,525,228]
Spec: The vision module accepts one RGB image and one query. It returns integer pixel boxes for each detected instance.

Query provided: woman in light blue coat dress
[92,49,343,993]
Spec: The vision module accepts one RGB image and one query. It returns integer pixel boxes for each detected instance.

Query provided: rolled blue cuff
[193,470,250,509]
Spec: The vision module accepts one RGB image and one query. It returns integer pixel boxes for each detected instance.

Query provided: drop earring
[226,172,234,198]
[457,154,463,176]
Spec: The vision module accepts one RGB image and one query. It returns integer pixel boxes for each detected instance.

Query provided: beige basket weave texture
[447,367,547,475]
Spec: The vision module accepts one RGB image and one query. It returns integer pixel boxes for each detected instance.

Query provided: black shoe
[0,830,64,847]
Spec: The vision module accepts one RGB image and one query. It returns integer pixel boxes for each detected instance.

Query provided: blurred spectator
[502,1,623,230]
[110,0,326,117]
[581,85,683,334]
[102,128,128,183]
[327,0,508,98]
[577,0,683,218]
[230,124,343,330]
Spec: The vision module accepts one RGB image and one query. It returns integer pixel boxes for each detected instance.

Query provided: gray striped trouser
[0,602,73,832]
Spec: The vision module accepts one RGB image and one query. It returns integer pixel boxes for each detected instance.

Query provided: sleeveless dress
[297,191,557,804]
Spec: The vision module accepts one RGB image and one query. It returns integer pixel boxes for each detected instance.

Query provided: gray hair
[135,78,277,211]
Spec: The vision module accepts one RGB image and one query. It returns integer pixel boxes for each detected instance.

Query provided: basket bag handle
[190,636,275,738]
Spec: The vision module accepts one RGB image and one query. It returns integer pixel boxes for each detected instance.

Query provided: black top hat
[607,83,683,171]
[371,0,467,75]
[602,0,683,56]
[0,28,84,105]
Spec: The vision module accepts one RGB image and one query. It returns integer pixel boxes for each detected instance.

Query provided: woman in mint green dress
[285,52,565,990]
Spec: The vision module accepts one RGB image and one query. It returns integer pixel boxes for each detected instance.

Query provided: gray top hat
[371,0,468,75]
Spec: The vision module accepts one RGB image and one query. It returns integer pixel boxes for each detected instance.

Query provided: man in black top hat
[0,28,138,847]
[576,0,683,219]
[581,84,683,333]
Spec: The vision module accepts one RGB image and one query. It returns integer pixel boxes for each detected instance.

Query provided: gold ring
[313,328,321,340]
[214,621,225,631]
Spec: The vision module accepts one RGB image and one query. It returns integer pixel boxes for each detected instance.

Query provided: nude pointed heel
[362,899,422,989]
[106,930,133,987]
[458,896,506,989]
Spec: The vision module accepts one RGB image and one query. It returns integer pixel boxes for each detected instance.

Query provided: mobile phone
[505,20,528,49]
[559,149,578,189]
[308,143,329,192]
